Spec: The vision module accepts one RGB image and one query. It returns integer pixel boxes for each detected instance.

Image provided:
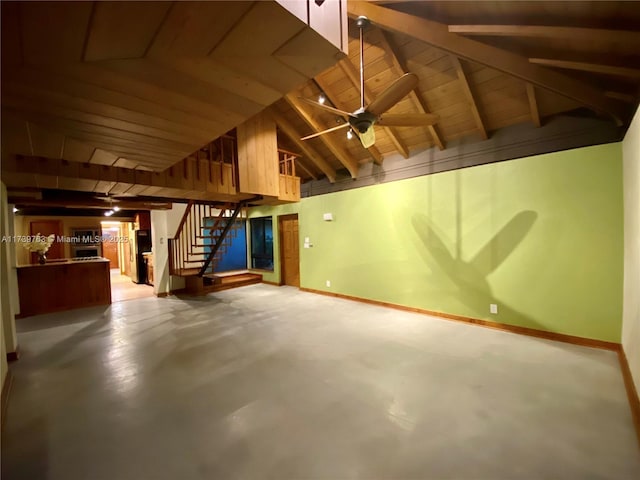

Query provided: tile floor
[2,284,639,479]
[110,269,154,303]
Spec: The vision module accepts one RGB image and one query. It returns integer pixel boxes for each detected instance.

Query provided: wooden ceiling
[0,1,343,171]
[273,1,639,181]
[1,1,639,197]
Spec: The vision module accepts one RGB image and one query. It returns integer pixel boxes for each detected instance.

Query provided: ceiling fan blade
[300,123,350,141]
[377,113,439,126]
[297,97,355,118]
[367,73,419,116]
[359,126,376,148]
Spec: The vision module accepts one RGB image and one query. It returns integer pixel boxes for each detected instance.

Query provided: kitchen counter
[16,258,111,317]
[16,257,110,268]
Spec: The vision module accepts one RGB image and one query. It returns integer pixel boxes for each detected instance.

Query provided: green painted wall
[247,203,298,284]
[249,143,624,342]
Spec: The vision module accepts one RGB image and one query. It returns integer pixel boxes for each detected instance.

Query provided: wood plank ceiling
[274,1,640,182]
[2,1,639,196]
[1,1,343,172]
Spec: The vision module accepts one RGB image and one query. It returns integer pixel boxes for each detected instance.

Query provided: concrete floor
[2,284,639,479]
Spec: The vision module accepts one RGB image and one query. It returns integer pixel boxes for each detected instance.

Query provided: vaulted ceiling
[274,0,640,182]
[1,1,639,202]
[1,1,342,171]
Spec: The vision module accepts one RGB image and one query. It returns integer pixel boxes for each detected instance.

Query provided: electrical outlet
[326,280,331,287]
[490,304,498,314]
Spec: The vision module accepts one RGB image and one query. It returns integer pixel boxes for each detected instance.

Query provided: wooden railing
[164,134,239,197]
[278,148,301,202]
[168,201,246,277]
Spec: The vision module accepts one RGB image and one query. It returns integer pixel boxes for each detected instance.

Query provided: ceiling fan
[299,16,438,148]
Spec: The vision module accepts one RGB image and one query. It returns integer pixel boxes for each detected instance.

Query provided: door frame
[278,213,300,287]
[101,225,121,270]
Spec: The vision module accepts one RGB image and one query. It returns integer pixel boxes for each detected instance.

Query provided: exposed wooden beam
[605,91,638,104]
[313,76,385,165]
[270,110,337,183]
[294,158,318,180]
[2,154,258,202]
[347,1,628,124]
[450,55,488,140]
[8,197,172,210]
[529,58,640,79]
[448,25,640,45]
[526,83,541,128]
[376,30,445,151]
[284,93,359,179]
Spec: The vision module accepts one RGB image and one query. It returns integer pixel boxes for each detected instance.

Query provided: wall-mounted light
[12,207,18,213]
[318,93,326,105]
[346,129,354,140]
[104,210,114,217]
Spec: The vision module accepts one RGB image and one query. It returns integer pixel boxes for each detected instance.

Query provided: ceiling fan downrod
[356,16,371,111]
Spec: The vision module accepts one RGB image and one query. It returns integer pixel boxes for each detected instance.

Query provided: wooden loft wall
[1,115,303,204]
[237,112,280,197]
[236,112,303,203]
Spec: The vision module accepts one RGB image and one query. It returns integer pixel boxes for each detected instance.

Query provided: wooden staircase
[168,201,261,294]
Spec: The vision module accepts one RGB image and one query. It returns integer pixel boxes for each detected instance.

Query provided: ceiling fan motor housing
[350,109,377,133]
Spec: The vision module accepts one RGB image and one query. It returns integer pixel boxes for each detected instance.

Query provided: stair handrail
[173,200,194,239]
[198,202,244,277]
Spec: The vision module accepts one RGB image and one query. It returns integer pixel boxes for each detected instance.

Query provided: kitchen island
[16,257,111,318]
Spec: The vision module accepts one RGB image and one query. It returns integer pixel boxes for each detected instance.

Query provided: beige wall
[14,214,132,264]
[623,106,640,394]
[151,204,188,295]
[0,182,18,360]
[0,292,7,398]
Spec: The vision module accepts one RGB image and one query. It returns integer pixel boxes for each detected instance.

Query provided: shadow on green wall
[411,210,543,329]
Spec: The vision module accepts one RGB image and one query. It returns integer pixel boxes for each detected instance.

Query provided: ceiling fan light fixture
[104,210,114,217]
[113,206,120,212]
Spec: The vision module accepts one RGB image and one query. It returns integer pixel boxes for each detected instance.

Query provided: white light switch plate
[490,304,498,314]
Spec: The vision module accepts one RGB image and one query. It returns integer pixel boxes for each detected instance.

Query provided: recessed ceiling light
[318,93,326,105]
[347,130,354,140]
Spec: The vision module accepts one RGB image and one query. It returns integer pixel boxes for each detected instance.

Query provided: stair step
[184,273,262,295]
[171,268,201,277]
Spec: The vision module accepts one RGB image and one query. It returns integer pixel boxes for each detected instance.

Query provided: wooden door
[279,214,300,287]
[101,227,120,269]
[29,220,63,261]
